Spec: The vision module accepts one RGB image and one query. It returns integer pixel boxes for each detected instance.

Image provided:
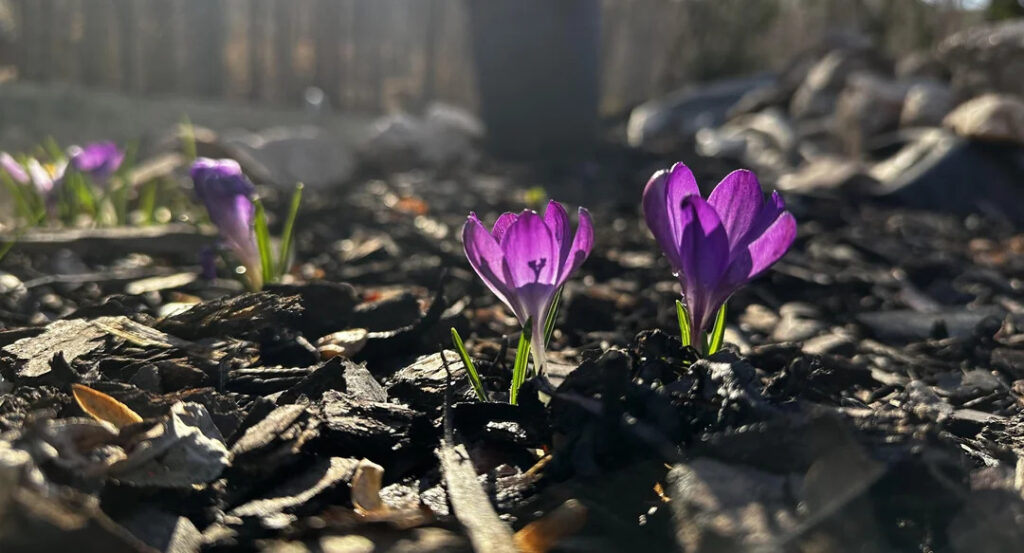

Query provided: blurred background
[0,0,1022,217]
[0,0,1013,149]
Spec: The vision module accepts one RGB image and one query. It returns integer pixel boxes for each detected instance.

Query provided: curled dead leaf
[349,458,434,529]
[71,384,143,429]
[317,328,369,360]
[351,458,385,514]
[513,499,588,553]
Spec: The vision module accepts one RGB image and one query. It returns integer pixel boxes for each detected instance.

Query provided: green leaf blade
[707,302,728,355]
[451,327,487,402]
[252,197,275,288]
[543,286,562,347]
[509,321,533,405]
[676,299,692,348]
[276,183,303,279]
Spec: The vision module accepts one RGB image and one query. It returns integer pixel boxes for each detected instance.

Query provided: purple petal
[642,170,680,270]
[677,196,730,341]
[502,210,559,321]
[0,153,29,185]
[665,163,701,211]
[723,211,796,288]
[491,212,518,243]
[463,214,524,321]
[69,141,124,181]
[191,158,254,198]
[737,190,786,252]
[707,169,764,251]
[643,163,701,272]
[543,200,572,268]
[502,211,559,287]
[559,207,594,286]
[745,212,797,278]
[220,196,259,265]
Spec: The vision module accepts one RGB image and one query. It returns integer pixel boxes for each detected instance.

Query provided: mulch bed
[1,152,1022,553]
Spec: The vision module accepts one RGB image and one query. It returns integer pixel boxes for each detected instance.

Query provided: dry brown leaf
[349,458,434,529]
[513,499,587,553]
[351,458,385,513]
[71,384,143,429]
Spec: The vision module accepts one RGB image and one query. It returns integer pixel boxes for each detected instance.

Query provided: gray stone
[895,50,948,81]
[944,93,1024,146]
[695,107,797,177]
[835,73,909,155]
[772,312,825,343]
[901,81,955,128]
[789,49,884,120]
[627,73,777,151]
[868,128,1024,222]
[358,103,482,169]
[937,20,1024,98]
[224,125,357,189]
[737,304,779,334]
[777,155,870,195]
[856,308,1004,343]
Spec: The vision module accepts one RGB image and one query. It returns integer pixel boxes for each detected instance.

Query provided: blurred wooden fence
[6,0,974,115]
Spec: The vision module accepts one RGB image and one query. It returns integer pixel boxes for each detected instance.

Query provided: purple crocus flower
[3,153,65,219]
[190,158,262,290]
[643,162,796,348]
[463,200,594,373]
[0,153,30,185]
[25,158,65,198]
[68,141,124,183]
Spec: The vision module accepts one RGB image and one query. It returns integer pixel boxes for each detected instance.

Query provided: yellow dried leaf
[71,384,143,429]
[513,499,587,553]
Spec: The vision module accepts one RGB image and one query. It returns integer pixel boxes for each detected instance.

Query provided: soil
[1,147,1023,553]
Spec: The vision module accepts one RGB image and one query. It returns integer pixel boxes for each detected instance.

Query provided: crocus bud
[190,158,262,290]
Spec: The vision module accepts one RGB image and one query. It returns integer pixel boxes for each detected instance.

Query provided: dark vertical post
[313,0,342,107]
[139,0,179,94]
[113,0,141,93]
[465,0,601,159]
[421,0,442,107]
[273,0,297,103]
[183,0,226,97]
[35,0,55,82]
[248,0,269,101]
[82,0,119,88]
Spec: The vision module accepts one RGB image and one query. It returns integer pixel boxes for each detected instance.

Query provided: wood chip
[72,384,144,428]
[124,272,199,295]
[0,224,211,262]
[2,318,109,379]
[438,442,517,553]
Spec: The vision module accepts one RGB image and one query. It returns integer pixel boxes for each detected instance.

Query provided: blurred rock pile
[629,20,1024,222]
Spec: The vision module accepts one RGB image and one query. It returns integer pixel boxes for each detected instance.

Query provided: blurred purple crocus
[0,152,30,185]
[25,158,65,199]
[190,158,262,290]
[69,141,124,183]
[1,153,64,198]
[463,200,594,373]
[643,162,796,348]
